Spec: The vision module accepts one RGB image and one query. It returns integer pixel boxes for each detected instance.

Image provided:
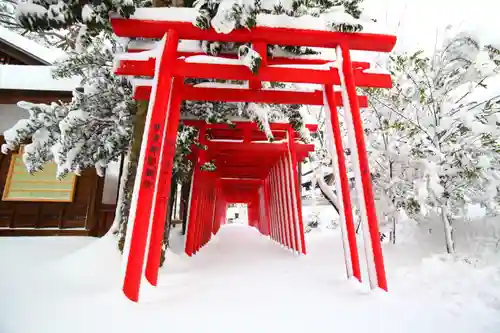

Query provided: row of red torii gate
[110,7,397,302]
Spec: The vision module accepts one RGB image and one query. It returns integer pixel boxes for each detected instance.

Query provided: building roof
[0,25,66,65]
[0,65,80,92]
[0,26,79,102]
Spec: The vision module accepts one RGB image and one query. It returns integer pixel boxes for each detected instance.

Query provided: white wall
[0,66,80,91]
[102,160,121,204]
[0,104,29,133]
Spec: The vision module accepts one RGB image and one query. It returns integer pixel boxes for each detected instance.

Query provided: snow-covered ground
[0,220,499,333]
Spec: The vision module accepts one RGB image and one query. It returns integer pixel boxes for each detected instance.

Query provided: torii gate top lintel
[110,8,396,52]
[111,7,396,303]
[112,8,396,100]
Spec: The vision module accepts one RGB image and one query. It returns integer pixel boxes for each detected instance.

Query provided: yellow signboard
[2,153,76,202]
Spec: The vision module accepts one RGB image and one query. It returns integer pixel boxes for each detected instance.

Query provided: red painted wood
[125,49,371,69]
[194,127,210,254]
[185,128,206,256]
[272,174,280,244]
[325,84,361,282]
[212,182,219,234]
[110,18,397,52]
[269,169,280,244]
[283,153,300,253]
[266,180,272,237]
[172,60,391,86]
[340,45,387,291]
[117,57,371,78]
[183,120,318,132]
[287,127,307,254]
[278,158,293,250]
[117,59,392,88]
[266,175,274,239]
[133,85,369,108]
[122,31,179,302]
[194,187,204,253]
[145,78,184,286]
[184,86,323,105]
[273,167,286,247]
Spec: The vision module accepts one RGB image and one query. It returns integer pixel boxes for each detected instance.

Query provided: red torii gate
[110,8,397,302]
[180,120,317,257]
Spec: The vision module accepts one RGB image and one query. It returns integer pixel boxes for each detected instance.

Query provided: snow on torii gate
[110,7,397,302]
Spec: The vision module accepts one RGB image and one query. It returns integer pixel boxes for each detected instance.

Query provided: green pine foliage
[193,0,366,72]
[16,0,135,32]
[194,0,365,36]
[188,0,367,141]
[3,32,135,179]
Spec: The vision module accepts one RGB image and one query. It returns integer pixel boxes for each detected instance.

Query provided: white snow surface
[0,25,67,64]
[0,65,80,91]
[194,81,248,89]
[269,63,332,70]
[185,55,241,65]
[0,218,499,333]
[123,7,391,35]
[128,39,202,53]
[130,77,153,90]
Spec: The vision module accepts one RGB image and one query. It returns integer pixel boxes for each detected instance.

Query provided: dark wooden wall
[0,137,114,237]
[0,50,24,65]
[0,40,47,65]
[98,204,117,236]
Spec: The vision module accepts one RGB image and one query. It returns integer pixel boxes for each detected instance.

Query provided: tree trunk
[108,153,128,235]
[117,100,149,252]
[316,173,340,214]
[441,202,455,254]
[390,215,396,244]
[298,162,302,186]
[180,176,191,235]
[160,174,178,266]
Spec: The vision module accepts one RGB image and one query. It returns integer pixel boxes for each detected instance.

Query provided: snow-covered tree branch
[364,31,500,252]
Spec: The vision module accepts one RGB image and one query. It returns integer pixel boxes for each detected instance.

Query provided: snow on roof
[0,65,80,91]
[0,26,67,64]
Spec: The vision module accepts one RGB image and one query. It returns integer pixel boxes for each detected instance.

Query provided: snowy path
[0,224,499,333]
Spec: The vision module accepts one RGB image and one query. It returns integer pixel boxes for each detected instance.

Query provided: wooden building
[0,26,117,237]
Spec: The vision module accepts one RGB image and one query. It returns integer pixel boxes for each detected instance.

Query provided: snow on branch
[16,0,135,32]
[362,30,500,252]
[2,32,135,179]
[2,101,67,175]
[238,45,262,73]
